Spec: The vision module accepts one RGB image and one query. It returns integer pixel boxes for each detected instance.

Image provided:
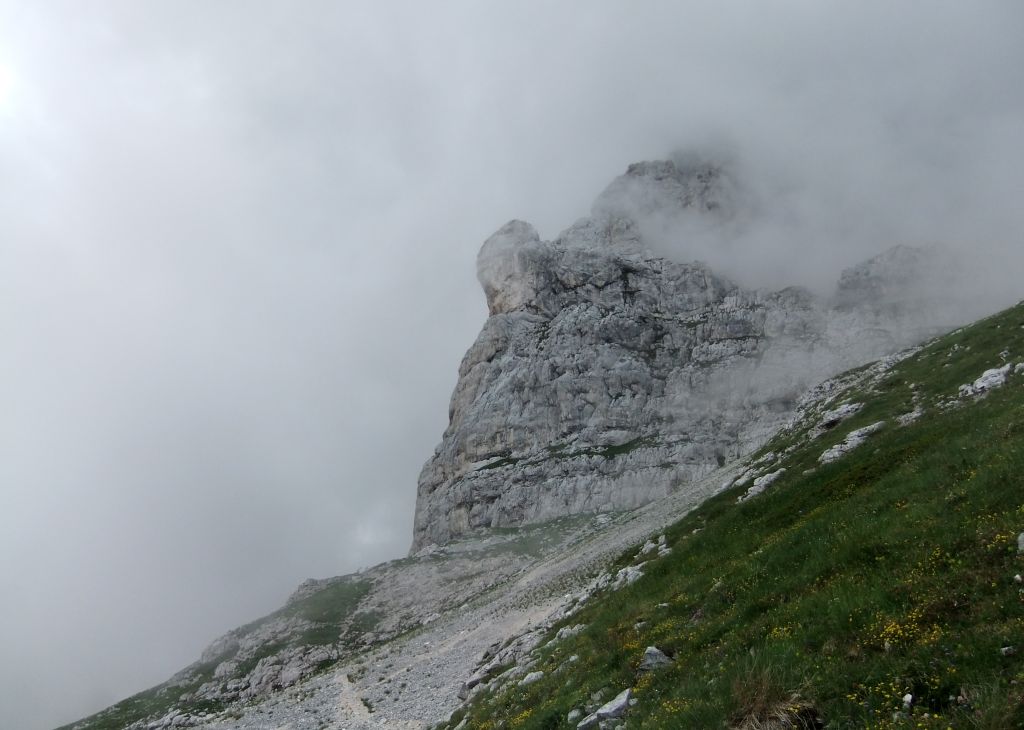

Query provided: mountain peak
[591,157,735,222]
[412,160,964,551]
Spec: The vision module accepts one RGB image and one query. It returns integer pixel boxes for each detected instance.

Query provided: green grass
[443,302,1024,729]
[283,576,371,625]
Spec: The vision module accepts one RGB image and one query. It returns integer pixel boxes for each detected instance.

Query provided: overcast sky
[1,2,1022,728]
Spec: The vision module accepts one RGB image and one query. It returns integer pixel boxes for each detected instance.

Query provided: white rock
[810,402,864,438]
[611,564,644,589]
[638,646,674,671]
[738,468,787,502]
[555,624,586,641]
[596,688,632,719]
[896,407,924,426]
[819,422,886,464]
[519,671,544,686]
[959,364,1011,398]
[213,660,238,679]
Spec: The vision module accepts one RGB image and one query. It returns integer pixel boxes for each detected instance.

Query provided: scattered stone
[810,402,864,438]
[567,708,582,722]
[638,646,674,671]
[597,688,632,719]
[213,660,238,679]
[1018,532,1024,554]
[959,364,1012,398]
[611,564,645,589]
[819,422,886,464]
[519,671,544,686]
[577,688,633,727]
[896,407,924,426]
[1000,646,1017,657]
[738,468,787,502]
[555,624,586,641]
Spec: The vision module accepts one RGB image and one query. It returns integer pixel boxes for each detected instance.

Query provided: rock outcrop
[411,159,958,550]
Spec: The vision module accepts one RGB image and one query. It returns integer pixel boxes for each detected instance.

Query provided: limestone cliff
[411,159,954,550]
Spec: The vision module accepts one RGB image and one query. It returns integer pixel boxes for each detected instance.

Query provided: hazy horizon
[1,2,1022,728]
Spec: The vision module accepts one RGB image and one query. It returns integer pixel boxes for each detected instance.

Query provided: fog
[1,2,1022,728]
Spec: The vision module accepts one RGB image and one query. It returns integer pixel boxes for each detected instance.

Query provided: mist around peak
[580,149,1019,328]
[2,3,1023,729]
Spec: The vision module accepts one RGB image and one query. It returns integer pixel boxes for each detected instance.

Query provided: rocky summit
[412,159,955,551]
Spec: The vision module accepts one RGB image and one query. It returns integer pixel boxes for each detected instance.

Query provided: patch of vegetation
[590,436,655,459]
[481,436,660,476]
[444,301,1024,729]
[348,609,384,637]
[282,576,371,625]
[545,436,657,462]
[479,455,521,470]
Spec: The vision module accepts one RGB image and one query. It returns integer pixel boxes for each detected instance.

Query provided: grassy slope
[446,302,1024,729]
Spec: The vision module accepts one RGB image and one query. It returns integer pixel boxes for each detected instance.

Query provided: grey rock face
[412,159,959,550]
[638,646,674,672]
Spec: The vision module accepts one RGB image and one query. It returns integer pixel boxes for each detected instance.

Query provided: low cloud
[0,2,1021,728]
